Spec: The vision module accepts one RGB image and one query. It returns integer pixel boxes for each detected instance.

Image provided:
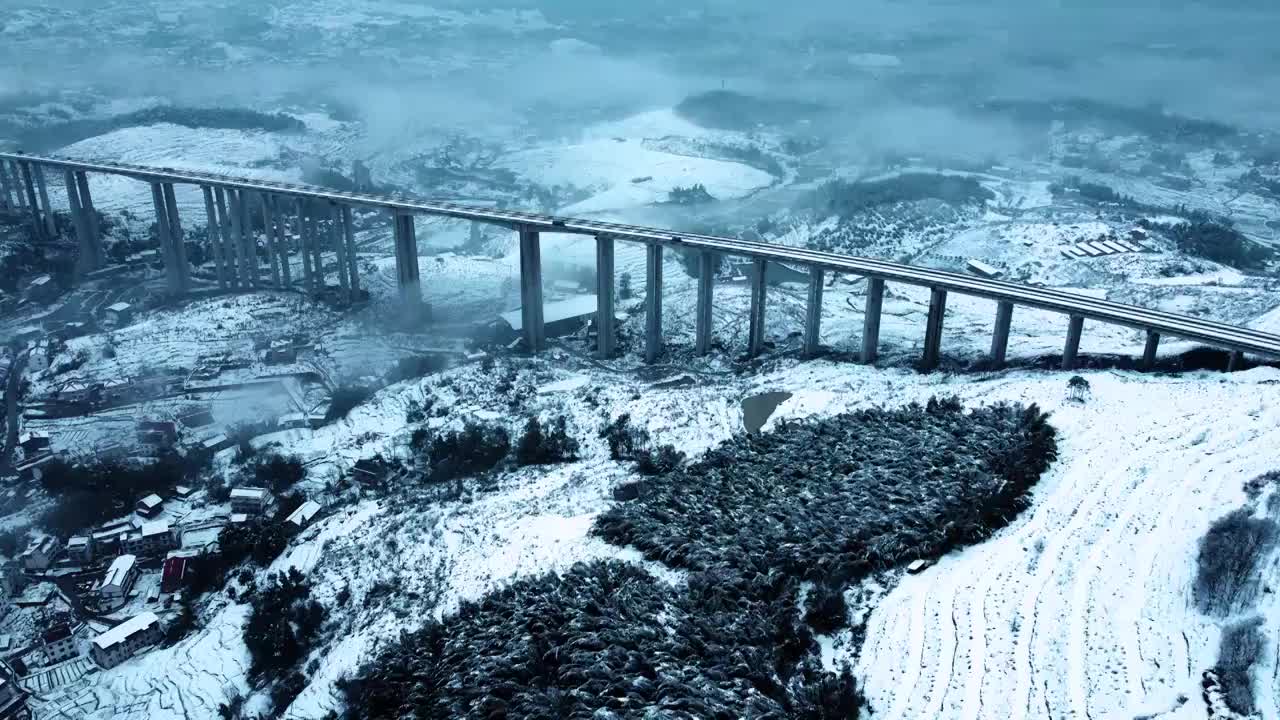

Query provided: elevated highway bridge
[2,151,1278,370]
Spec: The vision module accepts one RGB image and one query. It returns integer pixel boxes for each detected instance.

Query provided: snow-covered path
[819,370,1280,720]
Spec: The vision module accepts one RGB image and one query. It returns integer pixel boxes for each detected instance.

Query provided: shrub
[339,560,864,719]
[1067,375,1091,402]
[618,272,633,300]
[1215,615,1266,716]
[804,584,849,635]
[1193,509,1278,616]
[515,416,580,466]
[38,454,196,536]
[219,522,290,568]
[599,413,685,473]
[667,183,715,205]
[595,399,1057,591]
[675,247,725,280]
[425,423,511,483]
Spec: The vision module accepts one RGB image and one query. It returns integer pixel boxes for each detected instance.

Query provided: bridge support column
[297,199,314,290]
[64,170,92,277]
[151,183,180,294]
[0,160,12,210]
[595,235,615,358]
[645,243,664,364]
[33,166,55,238]
[1062,315,1085,370]
[862,277,884,364]
[5,161,28,212]
[518,228,544,353]
[18,162,44,239]
[262,196,281,286]
[202,187,228,289]
[804,267,824,358]
[1227,351,1244,372]
[922,288,948,371]
[991,301,1014,367]
[74,172,102,268]
[232,189,254,287]
[393,212,422,318]
[748,258,768,358]
[215,188,240,289]
[162,183,190,292]
[310,202,325,288]
[341,206,357,298]
[331,204,350,299]
[695,252,714,356]
[1141,331,1160,371]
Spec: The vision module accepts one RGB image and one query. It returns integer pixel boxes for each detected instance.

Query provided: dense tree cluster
[219,521,290,568]
[340,560,862,720]
[325,386,374,423]
[515,416,580,466]
[815,173,995,218]
[423,423,511,483]
[20,106,305,152]
[599,413,686,476]
[251,453,306,495]
[667,184,715,205]
[38,454,199,536]
[595,398,1057,594]
[244,569,327,706]
[1167,214,1273,270]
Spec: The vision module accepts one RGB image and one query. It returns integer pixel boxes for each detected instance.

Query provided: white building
[103,302,134,327]
[19,537,57,571]
[230,487,270,515]
[41,620,78,664]
[98,554,138,604]
[136,493,163,518]
[285,501,321,529]
[122,522,179,557]
[66,536,93,564]
[91,612,163,669]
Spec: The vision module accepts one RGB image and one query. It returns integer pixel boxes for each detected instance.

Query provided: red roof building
[160,554,192,594]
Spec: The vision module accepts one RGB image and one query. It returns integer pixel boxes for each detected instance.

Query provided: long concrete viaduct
[3,151,1279,370]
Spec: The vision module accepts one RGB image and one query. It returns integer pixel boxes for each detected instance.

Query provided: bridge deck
[3,151,1279,358]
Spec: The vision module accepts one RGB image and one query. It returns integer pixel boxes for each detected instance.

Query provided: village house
[286,500,321,529]
[135,493,164,518]
[98,554,138,605]
[136,421,177,449]
[57,380,101,404]
[91,612,163,669]
[16,432,49,458]
[65,536,93,564]
[26,337,60,373]
[174,485,194,499]
[161,551,198,593]
[25,275,56,304]
[103,301,134,328]
[19,537,58,572]
[40,617,78,664]
[230,487,270,515]
[122,522,179,557]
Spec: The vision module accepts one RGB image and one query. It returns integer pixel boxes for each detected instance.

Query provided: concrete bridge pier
[340,206,357,298]
[921,288,948,371]
[309,202,324,288]
[260,196,281,286]
[1142,331,1160,371]
[150,183,180,294]
[161,184,190,292]
[18,162,45,239]
[9,161,30,212]
[330,204,351,299]
[64,170,92,275]
[518,228,545,353]
[991,301,1014,366]
[297,199,314,290]
[393,212,422,317]
[595,235,615,358]
[74,172,103,268]
[645,243,664,364]
[747,258,768,358]
[277,202,294,289]
[214,188,240,290]
[34,166,55,238]
[1062,315,1085,370]
[804,267,824,358]
[862,277,885,364]
[695,252,714,356]
[202,187,229,289]
[228,189,252,288]
[0,160,13,209]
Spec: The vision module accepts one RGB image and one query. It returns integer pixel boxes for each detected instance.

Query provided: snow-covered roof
[91,612,159,651]
[67,536,90,548]
[140,521,171,538]
[230,487,268,501]
[286,501,321,526]
[500,294,600,332]
[175,485,192,497]
[138,494,163,509]
[23,536,57,555]
[101,554,137,589]
[29,275,51,287]
[106,302,132,313]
